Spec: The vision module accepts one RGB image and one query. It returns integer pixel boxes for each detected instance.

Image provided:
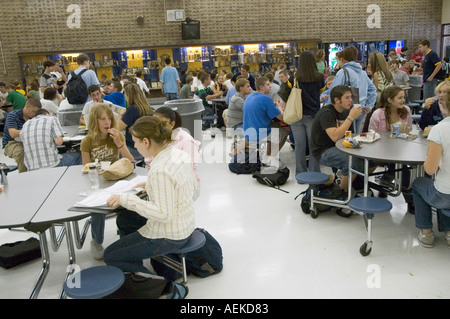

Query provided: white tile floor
[0,131,449,299]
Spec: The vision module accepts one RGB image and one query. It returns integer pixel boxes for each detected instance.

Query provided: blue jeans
[353,113,366,135]
[55,152,82,167]
[319,146,364,176]
[423,79,438,100]
[91,214,105,244]
[104,232,190,274]
[413,177,450,232]
[165,93,178,101]
[290,115,320,174]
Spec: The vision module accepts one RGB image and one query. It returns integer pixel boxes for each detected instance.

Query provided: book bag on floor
[0,238,41,269]
[151,228,223,281]
[229,151,260,175]
[66,69,89,105]
[252,166,290,192]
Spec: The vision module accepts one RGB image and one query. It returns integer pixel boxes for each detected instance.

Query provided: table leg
[59,221,77,299]
[29,231,50,299]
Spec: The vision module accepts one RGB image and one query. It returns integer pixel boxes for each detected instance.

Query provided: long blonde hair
[124,83,153,117]
[87,103,117,146]
[369,52,394,84]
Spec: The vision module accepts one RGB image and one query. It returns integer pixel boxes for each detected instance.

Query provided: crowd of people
[1,39,449,273]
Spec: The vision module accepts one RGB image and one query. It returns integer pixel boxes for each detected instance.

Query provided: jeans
[55,152,82,167]
[165,93,178,101]
[423,79,438,100]
[290,115,320,174]
[91,214,105,244]
[319,146,364,176]
[353,113,366,135]
[116,209,147,238]
[104,232,190,274]
[413,177,450,232]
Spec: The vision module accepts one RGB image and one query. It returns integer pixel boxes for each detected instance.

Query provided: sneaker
[417,230,434,248]
[90,239,104,260]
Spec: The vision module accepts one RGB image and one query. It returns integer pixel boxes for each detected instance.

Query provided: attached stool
[296,172,331,219]
[348,197,392,256]
[63,265,125,299]
[406,103,420,115]
[203,115,219,138]
[153,229,206,284]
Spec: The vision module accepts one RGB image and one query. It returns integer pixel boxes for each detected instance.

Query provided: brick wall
[0,0,443,83]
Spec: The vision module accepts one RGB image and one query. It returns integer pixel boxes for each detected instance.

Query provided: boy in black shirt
[311,85,363,192]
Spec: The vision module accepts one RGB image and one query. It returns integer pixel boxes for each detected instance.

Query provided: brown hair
[340,46,358,62]
[369,52,394,83]
[87,103,117,146]
[123,83,153,117]
[255,76,269,91]
[129,116,172,145]
[378,86,409,127]
[235,78,250,93]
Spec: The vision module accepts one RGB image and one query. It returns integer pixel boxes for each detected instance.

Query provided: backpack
[252,166,290,192]
[228,151,260,175]
[151,228,223,281]
[0,238,41,269]
[66,69,89,105]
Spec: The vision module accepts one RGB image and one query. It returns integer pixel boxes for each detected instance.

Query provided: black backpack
[151,228,223,281]
[228,151,260,175]
[252,166,290,192]
[66,69,89,104]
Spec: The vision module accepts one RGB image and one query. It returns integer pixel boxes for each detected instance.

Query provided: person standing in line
[419,39,443,100]
[290,51,325,175]
[160,57,180,101]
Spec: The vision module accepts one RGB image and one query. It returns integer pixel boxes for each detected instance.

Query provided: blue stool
[153,229,206,284]
[348,197,392,256]
[406,103,420,115]
[63,265,125,299]
[411,114,421,124]
[296,172,331,219]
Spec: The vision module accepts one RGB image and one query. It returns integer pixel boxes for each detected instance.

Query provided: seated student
[117,83,153,161]
[225,74,247,105]
[80,85,125,128]
[2,83,26,110]
[419,81,449,130]
[310,85,365,192]
[242,76,287,169]
[277,69,292,103]
[147,107,201,190]
[20,109,81,170]
[104,116,198,274]
[80,103,134,259]
[2,98,42,173]
[103,81,126,107]
[212,73,228,96]
[40,87,59,116]
[195,72,224,128]
[227,78,251,130]
[320,75,335,105]
[413,89,450,248]
[179,76,194,99]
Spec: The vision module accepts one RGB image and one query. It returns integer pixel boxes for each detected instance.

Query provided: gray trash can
[163,99,204,140]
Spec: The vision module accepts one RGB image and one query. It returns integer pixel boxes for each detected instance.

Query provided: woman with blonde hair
[80,103,134,259]
[315,49,329,74]
[419,80,450,130]
[118,83,153,160]
[369,52,394,99]
[105,116,198,275]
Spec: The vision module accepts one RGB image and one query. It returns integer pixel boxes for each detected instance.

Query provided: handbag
[283,79,303,124]
[102,158,134,181]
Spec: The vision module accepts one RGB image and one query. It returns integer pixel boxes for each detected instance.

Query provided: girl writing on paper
[104,116,198,274]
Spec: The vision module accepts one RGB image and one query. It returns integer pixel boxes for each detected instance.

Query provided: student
[413,90,450,248]
[40,87,59,116]
[160,57,180,101]
[80,103,134,259]
[277,69,292,103]
[290,50,325,175]
[117,83,153,161]
[20,109,81,170]
[2,84,26,110]
[104,116,198,274]
[231,64,256,90]
[330,46,377,134]
[67,54,100,109]
[80,85,125,128]
[227,78,251,130]
[310,85,365,192]
[195,72,223,128]
[419,81,449,130]
[39,60,58,98]
[103,81,126,107]
[179,76,193,99]
[419,39,443,100]
[2,98,42,173]
[369,52,394,100]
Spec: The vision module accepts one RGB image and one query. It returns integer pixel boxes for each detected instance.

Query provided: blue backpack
[151,228,223,281]
[228,151,260,175]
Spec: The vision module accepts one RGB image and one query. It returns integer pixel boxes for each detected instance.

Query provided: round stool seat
[175,230,206,254]
[64,266,125,299]
[349,197,392,214]
[296,172,330,185]
[406,103,420,108]
[414,100,424,105]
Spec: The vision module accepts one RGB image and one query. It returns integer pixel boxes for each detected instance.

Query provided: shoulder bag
[283,79,303,124]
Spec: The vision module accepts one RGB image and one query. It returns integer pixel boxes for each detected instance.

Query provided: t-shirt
[243,92,281,142]
[40,99,59,116]
[80,132,125,163]
[179,84,192,99]
[67,67,100,108]
[2,109,26,147]
[103,92,126,107]
[160,66,179,93]
[121,105,141,146]
[392,70,410,86]
[427,117,450,194]
[6,90,27,110]
[195,85,214,107]
[422,50,442,82]
[310,104,351,159]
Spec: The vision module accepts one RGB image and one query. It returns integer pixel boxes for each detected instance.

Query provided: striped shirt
[20,115,64,170]
[119,146,197,240]
[2,109,26,148]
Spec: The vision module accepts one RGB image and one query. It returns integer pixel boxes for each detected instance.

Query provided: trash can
[57,107,84,126]
[163,99,204,140]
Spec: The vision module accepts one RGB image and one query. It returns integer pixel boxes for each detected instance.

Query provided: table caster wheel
[310,207,319,219]
[301,200,310,214]
[360,242,372,256]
